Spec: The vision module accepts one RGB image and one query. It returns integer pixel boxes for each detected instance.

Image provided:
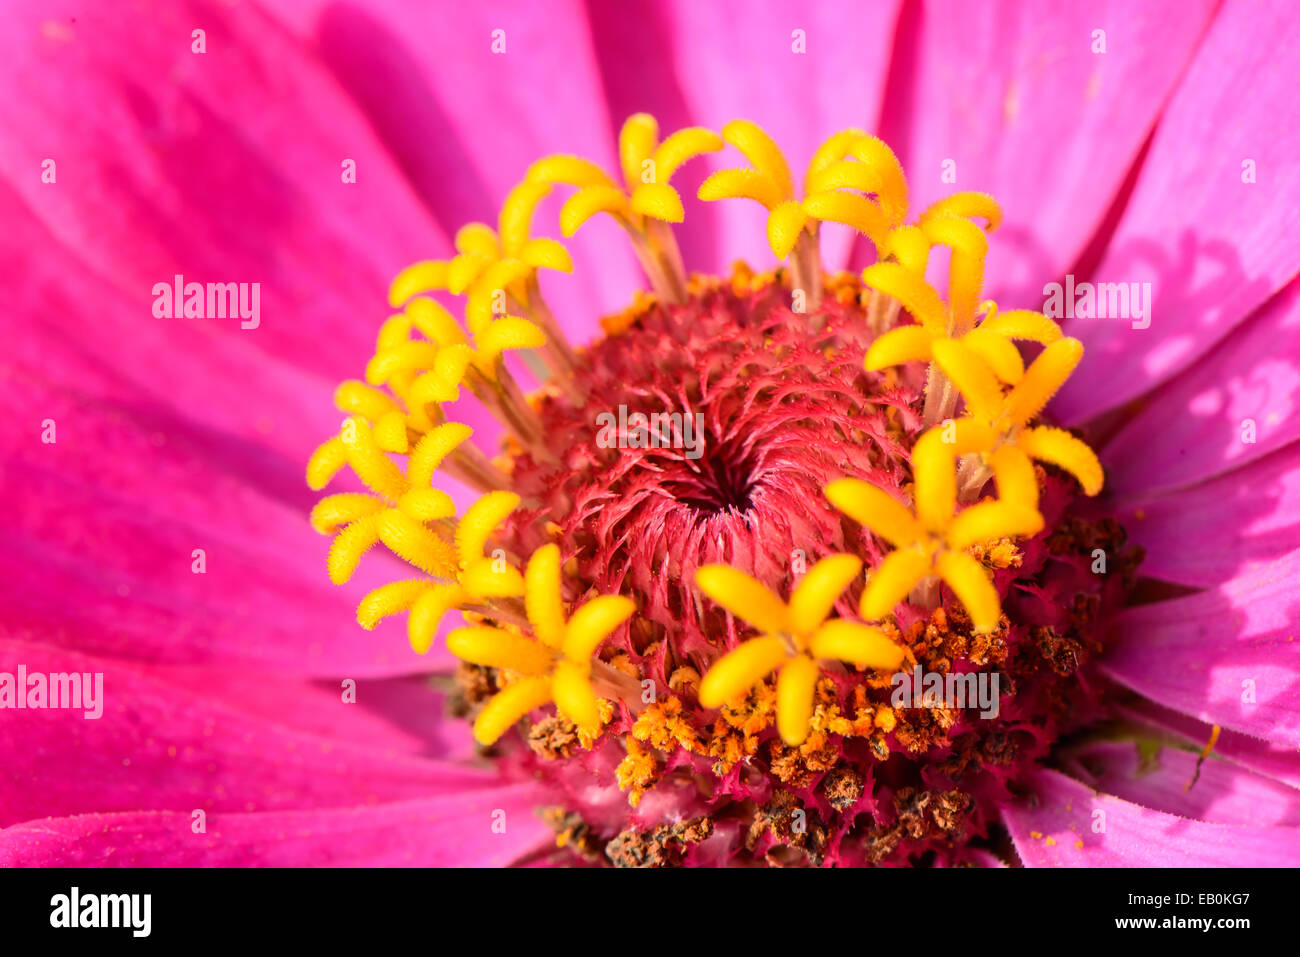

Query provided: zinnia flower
[2,0,1297,868]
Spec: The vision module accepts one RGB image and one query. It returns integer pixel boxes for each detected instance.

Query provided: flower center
[306,114,1138,866]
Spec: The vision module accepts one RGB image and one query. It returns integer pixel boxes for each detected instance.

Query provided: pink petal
[637,0,901,273]
[0,640,479,826]
[0,0,448,385]
[1004,768,1300,866]
[0,370,456,676]
[878,0,1216,305]
[1118,441,1300,588]
[272,0,643,345]
[1102,548,1300,749]
[0,786,553,866]
[1116,697,1300,792]
[1102,278,1300,497]
[1054,0,1300,423]
[1065,740,1300,826]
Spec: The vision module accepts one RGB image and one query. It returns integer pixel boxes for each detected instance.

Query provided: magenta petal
[1102,279,1300,497]
[0,366,460,676]
[1054,2,1300,423]
[0,1,450,384]
[1004,769,1300,866]
[271,0,642,345]
[1102,549,1300,749]
[0,785,553,866]
[1116,697,1300,792]
[1065,741,1300,826]
[885,0,1215,304]
[1119,442,1300,588]
[0,641,479,826]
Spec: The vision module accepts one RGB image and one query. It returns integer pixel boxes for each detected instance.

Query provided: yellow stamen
[787,554,863,637]
[1015,427,1104,496]
[472,675,553,747]
[698,636,788,708]
[356,579,428,631]
[775,655,819,745]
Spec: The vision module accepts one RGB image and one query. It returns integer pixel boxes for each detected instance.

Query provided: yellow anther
[978,308,1062,345]
[807,619,906,670]
[885,225,931,274]
[694,557,902,744]
[801,191,891,256]
[455,491,520,569]
[827,423,1046,633]
[388,260,450,308]
[961,328,1025,384]
[405,297,467,347]
[697,168,785,209]
[717,119,794,200]
[334,380,399,422]
[929,340,1005,421]
[532,114,720,239]
[408,583,467,654]
[527,154,619,191]
[310,493,384,534]
[447,626,555,674]
[921,215,987,330]
[453,223,499,257]
[1015,426,1104,496]
[619,113,660,187]
[933,550,1001,630]
[824,480,922,547]
[306,436,347,491]
[912,428,958,533]
[524,543,566,648]
[787,554,863,637]
[805,128,868,185]
[702,124,905,261]
[376,314,413,352]
[464,259,533,335]
[497,181,554,257]
[356,579,429,631]
[694,565,791,635]
[861,263,947,330]
[376,508,458,578]
[843,135,908,226]
[988,445,1041,511]
[559,186,630,236]
[459,560,525,599]
[473,316,546,376]
[775,654,820,746]
[407,422,473,489]
[864,325,933,370]
[919,191,1003,232]
[365,341,441,387]
[327,513,380,585]
[1004,338,1083,426]
[452,543,636,744]
[339,416,407,500]
[471,675,554,747]
[397,488,457,522]
[372,409,410,452]
[698,635,788,707]
[767,201,811,260]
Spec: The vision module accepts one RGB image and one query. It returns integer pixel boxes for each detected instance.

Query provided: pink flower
[2,0,1297,867]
